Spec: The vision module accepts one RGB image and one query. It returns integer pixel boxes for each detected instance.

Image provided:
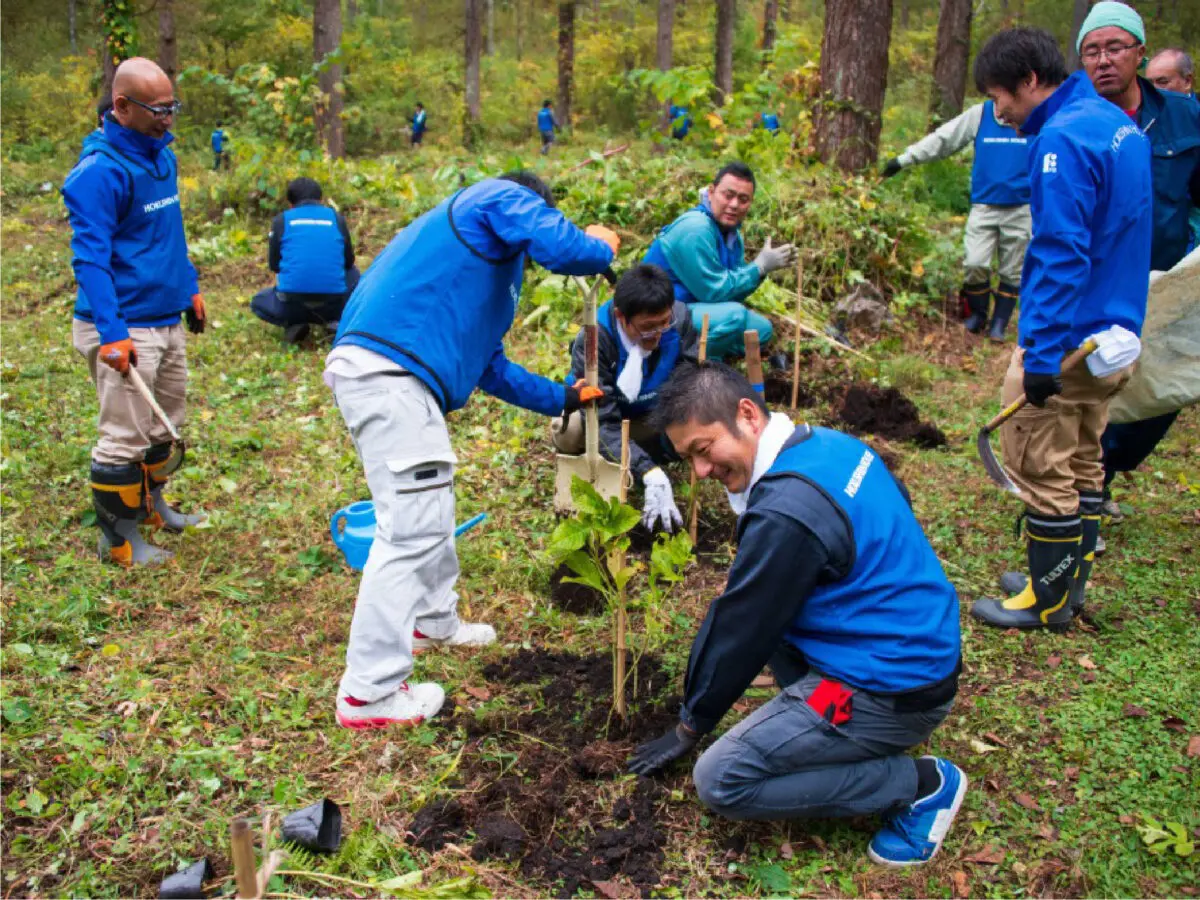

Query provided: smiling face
[617,306,674,352]
[1080,25,1145,102]
[664,398,766,493]
[112,58,176,139]
[708,173,755,229]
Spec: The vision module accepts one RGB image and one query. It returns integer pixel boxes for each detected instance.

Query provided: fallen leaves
[951,870,970,898]
[1162,716,1187,734]
[963,845,1006,865]
[1187,736,1200,758]
[1077,655,1097,670]
[463,686,491,702]
[1037,824,1060,841]
[1015,792,1040,811]
[1123,704,1149,718]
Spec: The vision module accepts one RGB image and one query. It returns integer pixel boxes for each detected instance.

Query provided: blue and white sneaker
[868,757,967,867]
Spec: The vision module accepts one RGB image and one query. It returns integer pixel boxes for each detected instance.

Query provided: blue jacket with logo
[972,100,1030,205]
[680,425,960,734]
[1135,77,1200,272]
[271,202,353,295]
[1018,70,1152,375]
[537,108,557,134]
[334,179,613,415]
[210,128,225,152]
[63,118,199,344]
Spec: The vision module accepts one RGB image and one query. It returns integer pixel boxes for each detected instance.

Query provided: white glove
[641,467,683,533]
[754,238,795,277]
[1086,325,1141,377]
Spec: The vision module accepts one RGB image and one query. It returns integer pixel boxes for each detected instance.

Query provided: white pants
[963,203,1031,285]
[334,371,460,701]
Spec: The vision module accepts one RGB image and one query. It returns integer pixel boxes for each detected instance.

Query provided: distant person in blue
[210,121,228,171]
[325,171,619,730]
[627,362,966,869]
[669,104,692,140]
[250,178,358,344]
[968,27,1151,632]
[411,102,427,146]
[537,99,559,154]
[758,111,780,134]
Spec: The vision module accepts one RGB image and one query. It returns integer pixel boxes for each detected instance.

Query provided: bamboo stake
[687,314,710,544]
[231,819,258,900]
[613,419,630,719]
[791,256,804,410]
[744,330,764,398]
[573,276,602,482]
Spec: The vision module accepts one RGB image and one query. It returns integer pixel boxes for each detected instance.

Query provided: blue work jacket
[1135,77,1200,271]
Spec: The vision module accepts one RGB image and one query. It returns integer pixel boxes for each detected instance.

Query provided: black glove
[1023,370,1062,408]
[627,723,699,776]
[563,384,606,416]
[881,158,902,179]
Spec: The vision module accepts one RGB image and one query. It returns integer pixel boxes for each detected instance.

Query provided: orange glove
[99,338,137,374]
[563,382,606,414]
[185,293,206,334]
[585,225,620,256]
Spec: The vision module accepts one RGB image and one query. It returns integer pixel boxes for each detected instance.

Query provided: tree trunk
[557,2,576,126]
[1066,0,1090,71]
[69,0,78,54]
[657,0,674,123]
[899,0,909,29]
[314,0,345,158]
[714,0,735,103]
[815,0,894,172]
[464,0,483,145]
[99,0,136,98]
[762,0,777,54]
[515,0,523,60]
[929,0,972,123]
[347,0,357,26]
[780,0,790,23]
[157,0,177,87]
[487,0,495,55]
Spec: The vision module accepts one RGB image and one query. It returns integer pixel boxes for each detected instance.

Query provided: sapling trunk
[613,419,631,719]
[688,314,710,544]
[583,279,600,481]
[792,255,804,411]
[230,819,258,899]
[744,329,764,398]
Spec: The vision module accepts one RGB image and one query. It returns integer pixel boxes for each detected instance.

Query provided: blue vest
[670,106,691,139]
[971,102,1030,206]
[277,204,347,295]
[598,300,682,418]
[642,206,739,304]
[537,108,555,133]
[211,129,225,152]
[761,113,780,133]
[768,428,960,693]
[412,110,426,136]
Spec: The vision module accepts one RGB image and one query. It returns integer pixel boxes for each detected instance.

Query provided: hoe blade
[976,427,1023,496]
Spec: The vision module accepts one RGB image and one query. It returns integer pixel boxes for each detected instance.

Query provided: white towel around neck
[726,412,796,515]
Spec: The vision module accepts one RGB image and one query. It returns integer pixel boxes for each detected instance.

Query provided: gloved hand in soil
[1022,370,1062,408]
[627,722,698,776]
[641,467,683,534]
[563,380,607,415]
[754,238,795,277]
[881,158,903,179]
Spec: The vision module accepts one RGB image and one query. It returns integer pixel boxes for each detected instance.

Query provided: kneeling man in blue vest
[251,178,359,344]
[627,362,966,868]
[552,264,699,531]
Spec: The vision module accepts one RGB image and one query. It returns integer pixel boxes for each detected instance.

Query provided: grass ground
[2,150,1198,899]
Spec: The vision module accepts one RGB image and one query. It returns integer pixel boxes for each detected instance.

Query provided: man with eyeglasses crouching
[63,57,207,567]
[553,264,699,534]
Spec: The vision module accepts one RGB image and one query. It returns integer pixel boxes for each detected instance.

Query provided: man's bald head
[112,57,177,139]
[1147,49,1195,94]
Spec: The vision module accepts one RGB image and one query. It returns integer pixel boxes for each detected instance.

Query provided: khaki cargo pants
[72,320,188,465]
[964,203,1031,286]
[999,348,1131,516]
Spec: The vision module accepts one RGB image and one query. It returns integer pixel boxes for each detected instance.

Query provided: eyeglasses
[1080,42,1141,63]
[634,313,679,341]
[122,96,183,118]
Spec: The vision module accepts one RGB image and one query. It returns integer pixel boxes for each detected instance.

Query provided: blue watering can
[330,502,487,571]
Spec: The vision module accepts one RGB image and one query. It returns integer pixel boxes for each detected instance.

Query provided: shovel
[977,339,1097,495]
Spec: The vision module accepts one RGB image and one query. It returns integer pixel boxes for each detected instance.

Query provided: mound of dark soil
[763,370,817,408]
[549,562,606,615]
[838,385,948,448]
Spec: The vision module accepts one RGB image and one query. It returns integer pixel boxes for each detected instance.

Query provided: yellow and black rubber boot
[962,282,991,334]
[144,442,206,533]
[972,511,1080,632]
[987,282,1018,343]
[1068,491,1103,618]
[91,461,173,567]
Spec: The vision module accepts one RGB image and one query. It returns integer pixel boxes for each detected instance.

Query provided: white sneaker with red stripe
[412,621,497,651]
[335,682,445,730]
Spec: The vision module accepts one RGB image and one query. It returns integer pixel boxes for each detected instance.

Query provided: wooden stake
[575,276,602,482]
[687,314,710,545]
[744,330,764,398]
[791,256,804,410]
[613,419,630,719]
[231,819,258,900]
[565,142,630,173]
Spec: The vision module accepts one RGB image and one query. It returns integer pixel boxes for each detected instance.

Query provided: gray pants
[333,372,462,702]
[692,671,952,821]
[963,202,1031,285]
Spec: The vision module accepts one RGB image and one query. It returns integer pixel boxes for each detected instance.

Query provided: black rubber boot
[987,282,1018,343]
[91,461,173,566]
[962,282,991,333]
[972,511,1079,632]
[1069,491,1103,618]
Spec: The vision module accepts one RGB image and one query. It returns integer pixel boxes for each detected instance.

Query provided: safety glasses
[122,96,183,119]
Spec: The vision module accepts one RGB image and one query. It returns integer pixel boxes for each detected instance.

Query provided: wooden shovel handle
[126,365,181,441]
[982,340,1098,434]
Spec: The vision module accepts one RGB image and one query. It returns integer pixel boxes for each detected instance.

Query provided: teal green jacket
[642,197,763,305]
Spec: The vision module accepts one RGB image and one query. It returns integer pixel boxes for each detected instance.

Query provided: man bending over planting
[628,362,966,867]
[643,162,794,361]
[553,264,699,533]
[326,171,619,730]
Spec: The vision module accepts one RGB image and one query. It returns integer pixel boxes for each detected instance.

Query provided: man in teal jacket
[643,162,794,360]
